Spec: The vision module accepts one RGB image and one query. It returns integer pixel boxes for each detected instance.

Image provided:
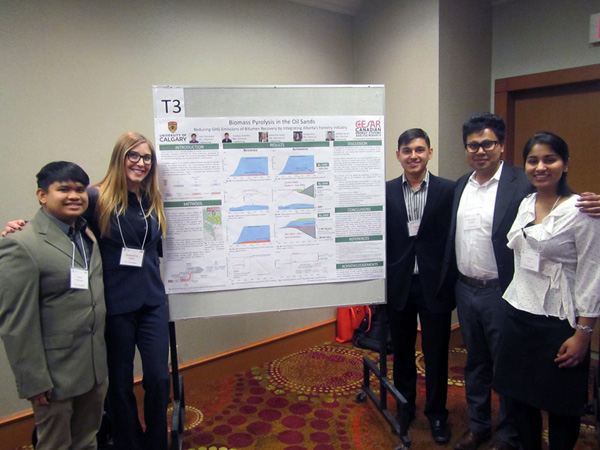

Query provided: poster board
[153,85,386,319]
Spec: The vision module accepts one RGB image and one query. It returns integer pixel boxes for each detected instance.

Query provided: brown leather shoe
[453,430,492,450]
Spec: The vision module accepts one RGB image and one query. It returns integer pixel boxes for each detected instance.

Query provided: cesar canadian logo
[355,119,381,137]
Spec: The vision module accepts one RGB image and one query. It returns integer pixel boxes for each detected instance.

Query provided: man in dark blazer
[449,113,530,450]
[0,161,108,450]
[387,128,456,444]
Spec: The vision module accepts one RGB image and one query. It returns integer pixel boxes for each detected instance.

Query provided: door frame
[494,63,600,163]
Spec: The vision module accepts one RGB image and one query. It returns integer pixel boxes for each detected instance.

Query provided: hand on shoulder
[576,192,600,218]
[1,220,27,238]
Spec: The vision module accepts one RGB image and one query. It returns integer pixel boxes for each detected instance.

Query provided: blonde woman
[90,132,169,450]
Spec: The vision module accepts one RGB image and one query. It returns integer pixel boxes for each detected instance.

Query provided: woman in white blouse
[493,131,600,450]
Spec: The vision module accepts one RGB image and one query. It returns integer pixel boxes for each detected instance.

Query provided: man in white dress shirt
[450,113,533,450]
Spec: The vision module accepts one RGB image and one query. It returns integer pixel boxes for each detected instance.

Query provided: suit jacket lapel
[117,209,143,248]
[492,164,519,237]
[450,175,469,237]
[398,179,411,237]
[33,210,85,267]
[420,175,440,232]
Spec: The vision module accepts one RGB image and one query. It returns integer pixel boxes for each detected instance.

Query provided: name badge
[70,268,89,290]
[464,213,481,230]
[120,248,145,267]
[408,219,421,237]
[520,249,540,272]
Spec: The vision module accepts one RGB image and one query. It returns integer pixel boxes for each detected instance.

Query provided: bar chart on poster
[153,85,386,319]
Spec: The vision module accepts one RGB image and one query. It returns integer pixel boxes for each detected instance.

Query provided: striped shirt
[402,171,429,274]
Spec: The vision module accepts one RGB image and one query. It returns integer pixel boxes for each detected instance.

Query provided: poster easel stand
[355,307,411,449]
[169,320,185,450]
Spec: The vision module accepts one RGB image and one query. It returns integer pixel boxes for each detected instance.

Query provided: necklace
[549,195,561,213]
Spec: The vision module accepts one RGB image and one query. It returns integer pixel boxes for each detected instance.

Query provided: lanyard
[116,195,148,250]
[70,231,89,289]
[70,231,88,271]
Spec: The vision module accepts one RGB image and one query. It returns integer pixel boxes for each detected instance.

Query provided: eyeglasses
[126,151,153,164]
[465,140,499,153]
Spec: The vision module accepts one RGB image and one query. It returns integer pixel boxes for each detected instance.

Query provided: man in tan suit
[0,161,108,450]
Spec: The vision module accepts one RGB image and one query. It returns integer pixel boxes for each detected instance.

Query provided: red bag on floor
[336,305,371,343]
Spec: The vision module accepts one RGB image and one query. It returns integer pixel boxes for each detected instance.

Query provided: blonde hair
[95,132,167,237]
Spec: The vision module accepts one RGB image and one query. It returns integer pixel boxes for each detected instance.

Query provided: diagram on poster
[154,88,385,295]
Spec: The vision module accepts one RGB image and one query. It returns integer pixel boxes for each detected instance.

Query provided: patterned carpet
[173,341,599,450]
[11,341,600,449]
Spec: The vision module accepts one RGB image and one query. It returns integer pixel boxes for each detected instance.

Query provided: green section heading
[335,235,383,242]
[164,200,222,208]
[335,206,383,213]
[225,142,326,149]
[336,261,384,269]
[160,144,219,150]
[334,140,382,147]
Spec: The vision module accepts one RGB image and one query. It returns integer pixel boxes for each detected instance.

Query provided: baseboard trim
[0,409,35,449]
[0,318,463,449]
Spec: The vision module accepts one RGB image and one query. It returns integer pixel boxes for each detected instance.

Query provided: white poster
[154,97,385,294]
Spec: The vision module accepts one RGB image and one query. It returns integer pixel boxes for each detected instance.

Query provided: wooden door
[495,64,600,194]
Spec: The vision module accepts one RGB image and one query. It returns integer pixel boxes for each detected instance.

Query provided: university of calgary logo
[168,122,177,133]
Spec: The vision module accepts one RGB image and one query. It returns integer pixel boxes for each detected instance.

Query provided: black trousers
[388,275,451,423]
[512,399,580,450]
[105,303,170,450]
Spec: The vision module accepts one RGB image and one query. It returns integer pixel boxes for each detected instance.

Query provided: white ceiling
[284,0,365,16]
[283,0,517,16]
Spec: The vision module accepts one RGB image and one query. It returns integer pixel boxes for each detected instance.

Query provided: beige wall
[439,0,492,182]
[354,0,440,180]
[492,0,600,81]
[0,0,351,418]
[354,0,492,182]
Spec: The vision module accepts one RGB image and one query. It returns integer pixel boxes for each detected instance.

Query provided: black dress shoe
[430,419,451,444]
